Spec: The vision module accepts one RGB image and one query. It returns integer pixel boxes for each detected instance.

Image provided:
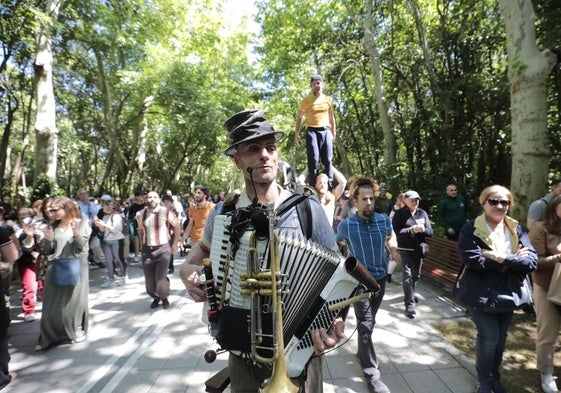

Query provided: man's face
[315,176,329,195]
[135,195,145,204]
[78,191,88,202]
[552,183,561,197]
[446,185,458,197]
[234,137,279,185]
[145,192,160,209]
[355,187,375,219]
[311,80,323,96]
[404,197,420,211]
[2,196,10,205]
[102,201,113,213]
[194,189,206,204]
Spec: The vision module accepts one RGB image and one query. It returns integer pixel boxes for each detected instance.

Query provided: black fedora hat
[224,109,284,156]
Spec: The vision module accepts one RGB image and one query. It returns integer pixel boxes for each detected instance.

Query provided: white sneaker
[73,328,87,343]
[100,279,117,288]
[24,314,36,322]
[542,374,559,393]
[117,276,127,286]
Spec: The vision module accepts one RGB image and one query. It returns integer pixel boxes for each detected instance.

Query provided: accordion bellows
[209,214,358,377]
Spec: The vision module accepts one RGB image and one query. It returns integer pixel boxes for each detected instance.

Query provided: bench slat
[421,237,461,288]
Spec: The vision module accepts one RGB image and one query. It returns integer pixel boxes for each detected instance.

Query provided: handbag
[546,263,561,305]
[483,270,534,313]
[53,258,82,286]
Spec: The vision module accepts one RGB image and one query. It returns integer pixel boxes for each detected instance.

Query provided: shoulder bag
[546,263,561,305]
[53,258,82,286]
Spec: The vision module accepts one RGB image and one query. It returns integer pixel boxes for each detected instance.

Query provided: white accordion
[208,214,359,378]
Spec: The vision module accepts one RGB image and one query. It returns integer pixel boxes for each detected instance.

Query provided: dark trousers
[228,353,322,392]
[0,288,11,388]
[118,239,127,275]
[141,244,170,300]
[400,251,422,306]
[168,238,174,270]
[353,281,386,385]
[306,128,333,186]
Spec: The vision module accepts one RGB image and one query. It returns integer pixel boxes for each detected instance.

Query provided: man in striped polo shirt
[336,176,400,393]
[136,191,180,309]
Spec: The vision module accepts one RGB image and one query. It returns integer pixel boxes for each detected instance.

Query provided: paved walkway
[5,255,477,393]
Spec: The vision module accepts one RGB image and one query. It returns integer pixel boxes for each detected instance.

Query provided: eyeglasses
[48,207,63,213]
[487,198,510,207]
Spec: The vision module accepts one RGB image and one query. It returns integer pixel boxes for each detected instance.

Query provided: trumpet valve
[241,288,274,296]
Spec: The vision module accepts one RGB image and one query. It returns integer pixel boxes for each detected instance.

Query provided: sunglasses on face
[48,207,63,213]
[487,198,510,207]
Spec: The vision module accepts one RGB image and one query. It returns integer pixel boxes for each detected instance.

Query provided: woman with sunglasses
[456,185,537,393]
[34,196,90,350]
[528,194,561,393]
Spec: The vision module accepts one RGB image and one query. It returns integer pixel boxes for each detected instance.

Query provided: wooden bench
[421,237,461,288]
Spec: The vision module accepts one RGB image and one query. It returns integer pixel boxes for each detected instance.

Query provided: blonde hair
[478,185,513,207]
[18,207,34,217]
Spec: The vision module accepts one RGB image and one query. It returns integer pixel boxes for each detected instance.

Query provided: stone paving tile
[4,257,476,392]
[435,366,478,393]
[401,369,453,393]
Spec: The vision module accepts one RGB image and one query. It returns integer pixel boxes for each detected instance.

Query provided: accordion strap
[276,194,312,240]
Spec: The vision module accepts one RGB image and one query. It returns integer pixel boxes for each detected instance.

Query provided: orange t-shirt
[188,202,215,242]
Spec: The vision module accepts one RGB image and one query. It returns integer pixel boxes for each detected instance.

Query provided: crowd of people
[0,185,223,389]
[0,80,560,393]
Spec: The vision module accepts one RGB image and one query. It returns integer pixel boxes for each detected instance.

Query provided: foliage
[30,173,64,202]
[0,0,559,213]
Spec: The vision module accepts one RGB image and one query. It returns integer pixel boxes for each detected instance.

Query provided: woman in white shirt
[94,199,126,287]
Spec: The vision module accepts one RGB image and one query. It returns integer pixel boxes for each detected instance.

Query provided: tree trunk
[34,0,63,184]
[363,1,397,187]
[498,0,557,220]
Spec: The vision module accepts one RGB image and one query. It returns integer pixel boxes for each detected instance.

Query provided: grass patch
[430,312,561,392]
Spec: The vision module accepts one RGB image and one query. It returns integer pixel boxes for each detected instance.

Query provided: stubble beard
[361,209,374,219]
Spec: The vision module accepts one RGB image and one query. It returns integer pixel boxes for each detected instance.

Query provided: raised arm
[331,167,347,201]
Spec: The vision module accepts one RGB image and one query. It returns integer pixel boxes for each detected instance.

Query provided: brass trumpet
[239,204,299,393]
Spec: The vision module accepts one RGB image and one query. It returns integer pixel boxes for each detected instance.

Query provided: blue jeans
[306,128,333,186]
[469,307,513,383]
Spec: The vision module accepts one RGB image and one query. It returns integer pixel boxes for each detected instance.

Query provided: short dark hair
[195,185,210,198]
[162,195,173,202]
[551,178,561,187]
